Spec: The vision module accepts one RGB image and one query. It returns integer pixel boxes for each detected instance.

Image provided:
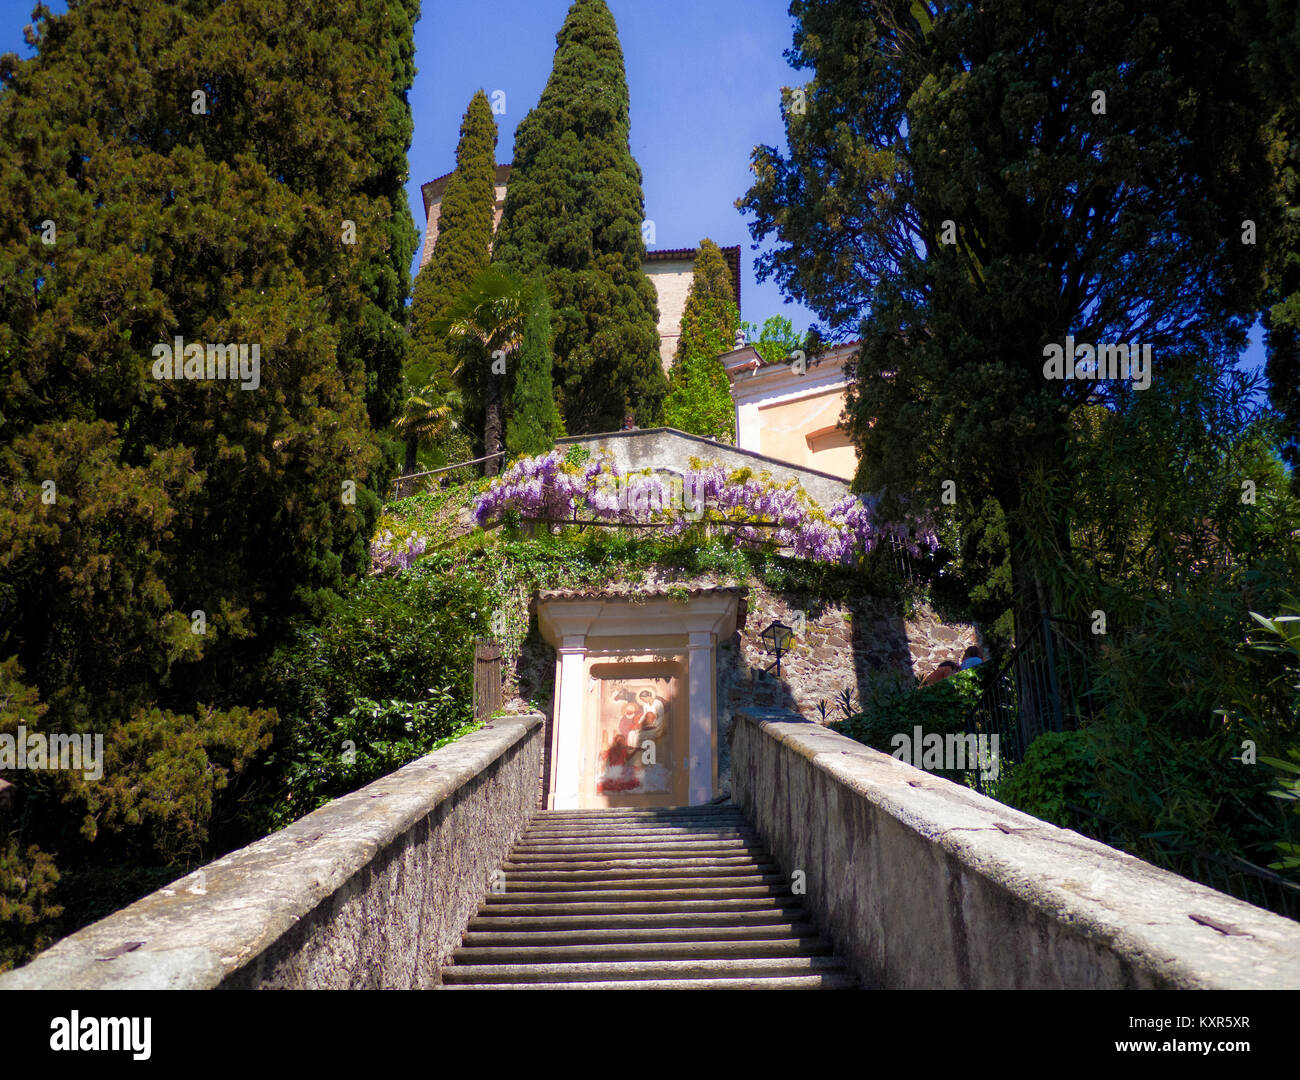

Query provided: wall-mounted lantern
[759,619,795,677]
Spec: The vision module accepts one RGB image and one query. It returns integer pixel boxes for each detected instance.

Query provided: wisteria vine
[468,449,938,566]
[370,530,428,573]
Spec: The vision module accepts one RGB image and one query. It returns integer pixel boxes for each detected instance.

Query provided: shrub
[997,729,1099,830]
[255,559,491,827]
[832,667,983,781]
[0,838,61,973]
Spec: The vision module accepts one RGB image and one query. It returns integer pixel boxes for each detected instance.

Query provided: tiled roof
[644,246,741,312]
[536,584,747,601]
[421,163,512,216]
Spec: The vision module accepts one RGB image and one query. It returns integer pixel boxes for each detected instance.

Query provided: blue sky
[0,0,1269,381]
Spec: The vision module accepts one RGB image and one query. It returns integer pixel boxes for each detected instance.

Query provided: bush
[832,667,983,781]
[1080,586,1300,873]
[997,729,1099,830]
[0,838,61,973]
[254,558,492,828]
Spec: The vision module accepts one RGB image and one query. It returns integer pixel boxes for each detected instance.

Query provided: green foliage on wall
[832,668,983,783]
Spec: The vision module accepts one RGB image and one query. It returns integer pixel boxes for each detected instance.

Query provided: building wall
[727,344,860,482]
[644,259,694,371]
[417,177,509,271]
[754,387,857,480]
[508,572,982,804]
[417,173,701,368]
[554,427,851,511]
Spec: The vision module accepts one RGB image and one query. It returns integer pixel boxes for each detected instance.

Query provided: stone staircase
[440,804,858,989]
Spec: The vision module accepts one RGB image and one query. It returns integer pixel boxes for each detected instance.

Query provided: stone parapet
[0,715,544,990]
[730,708,1300,989]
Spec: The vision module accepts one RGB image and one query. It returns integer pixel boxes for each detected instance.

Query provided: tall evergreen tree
[740,0,1275,646]
[0,0,418,952]
[507,288,564,458]
[492,0,666,433]
[347,0,420,433]
[662,239,738,441]
[407,90,498,400]
[1235,0,1300,489]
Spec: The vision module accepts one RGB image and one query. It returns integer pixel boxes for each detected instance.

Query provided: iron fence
[966,614,1099,772]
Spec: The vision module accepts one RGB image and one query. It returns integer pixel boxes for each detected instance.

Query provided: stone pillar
[687,630,714,805]
[551,637,587,810]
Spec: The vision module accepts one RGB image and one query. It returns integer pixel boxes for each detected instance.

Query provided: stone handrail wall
[0,714,544,990]
[730,708,1300,989]
[555,427,850,511]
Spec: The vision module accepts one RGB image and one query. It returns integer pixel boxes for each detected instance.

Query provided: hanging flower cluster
[470,450,938,567]
[370,531,428,573]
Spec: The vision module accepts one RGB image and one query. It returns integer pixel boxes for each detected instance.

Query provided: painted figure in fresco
[598,695,645,793]
[635,688,668,745]
[597,681,673,795]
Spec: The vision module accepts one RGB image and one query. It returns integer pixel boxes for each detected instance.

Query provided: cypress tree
[408,90,498,400]
[492,0,666,433]
[662,239,738,441]
[346,0,420,433]
[1235,1,1300,489]
[740,0,1275,643]
[507,288,564,458]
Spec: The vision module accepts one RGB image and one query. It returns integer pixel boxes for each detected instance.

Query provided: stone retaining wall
[0,715,544,990]
[730,708,1300,989]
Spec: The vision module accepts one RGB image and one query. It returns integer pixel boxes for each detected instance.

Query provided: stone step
[500,867,780,884]
[477,898,805,917]
[469,907,804,929]
[512,840,767,856]
[462,922,818,946]
[502,854,768,870]
[441,806,853,990]
[452,938,835,964]
[520,828,759,843]
[533,807,740,819]
[484,884,792,903]
[442,973,858,990]
[533,810,743,826]
[442,955,850,984]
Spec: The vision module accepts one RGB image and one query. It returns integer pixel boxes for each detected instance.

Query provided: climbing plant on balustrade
[465,449,939,566]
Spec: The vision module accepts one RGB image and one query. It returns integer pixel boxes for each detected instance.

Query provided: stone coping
[0,714,543,990]
[555,427,852,488]
[732,708,1300,989]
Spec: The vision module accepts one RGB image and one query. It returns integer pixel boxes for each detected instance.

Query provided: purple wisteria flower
[467,452,938,569]
[370,530,428,573]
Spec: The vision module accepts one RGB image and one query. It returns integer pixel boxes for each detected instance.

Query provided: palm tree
[395,383,464,476]
[436,266,539,477]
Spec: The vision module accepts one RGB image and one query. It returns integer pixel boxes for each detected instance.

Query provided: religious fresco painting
[595,675,674,795]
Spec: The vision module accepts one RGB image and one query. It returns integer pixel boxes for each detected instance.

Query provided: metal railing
[391,451,507,499]
[966,615,1099,773]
